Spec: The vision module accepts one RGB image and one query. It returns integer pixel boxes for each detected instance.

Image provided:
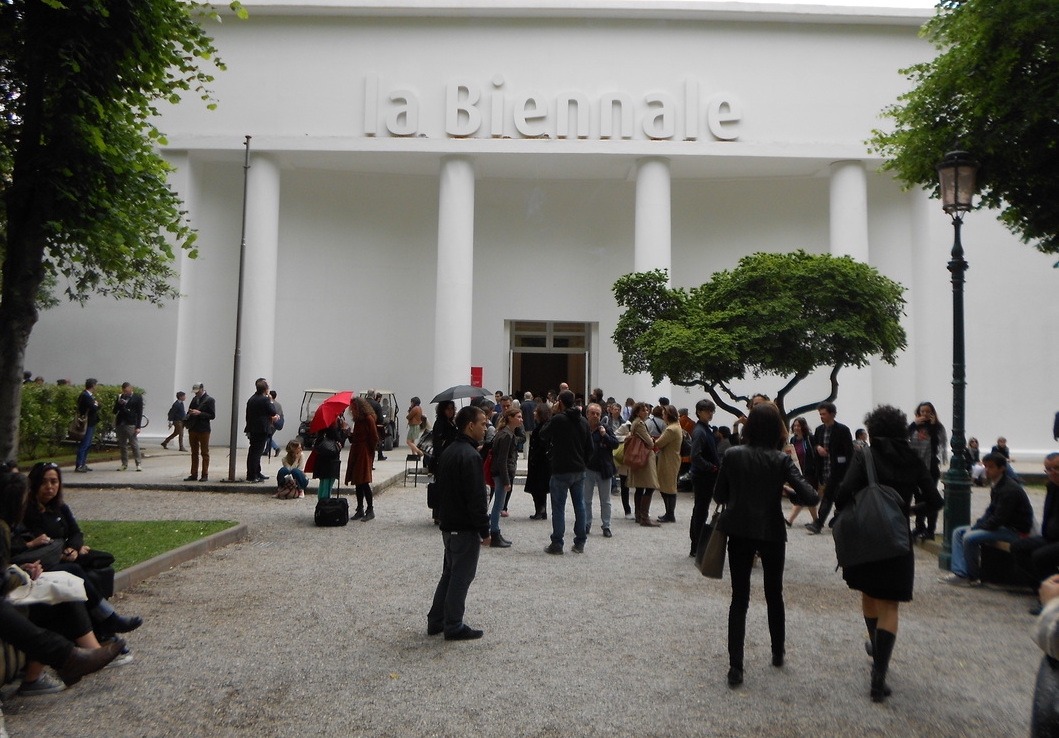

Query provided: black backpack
[832,447,911,569]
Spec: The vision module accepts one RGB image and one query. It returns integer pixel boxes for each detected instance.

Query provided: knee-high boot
[640,490,660,527]
[634,489,645,524]
[871,629,896,702]
[863,616,878,657]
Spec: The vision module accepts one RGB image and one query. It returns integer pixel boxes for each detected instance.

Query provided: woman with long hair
[907,401,947,541]
[654,405,683,523]
[785,416,819,528]
[346,397,380,520]
[628,402,661,527]
[835,405,942,702]
[276,439,309,498]
[524,403,552,520]
[713,402,818,688]
[406,397,426,457]
[489,406,522,547]
[429,401,458,476]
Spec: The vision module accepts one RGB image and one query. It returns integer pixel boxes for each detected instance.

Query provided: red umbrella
[309,391,354,433]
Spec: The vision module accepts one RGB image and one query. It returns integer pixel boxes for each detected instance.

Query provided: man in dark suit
[244,378,278,482]
[807,401,854,535]
[184,382,216,481]
[689,398,722,556]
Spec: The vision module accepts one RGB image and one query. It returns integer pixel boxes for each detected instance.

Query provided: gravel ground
[0,451,1045,737]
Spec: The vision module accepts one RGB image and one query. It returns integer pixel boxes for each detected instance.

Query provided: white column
[434,156,476,392]
[239,154,281,417]
[828,160,872,424]
[632,157,672,402]
[168,152,197,396]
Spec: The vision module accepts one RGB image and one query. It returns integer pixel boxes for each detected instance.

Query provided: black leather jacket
[714,445,818,543]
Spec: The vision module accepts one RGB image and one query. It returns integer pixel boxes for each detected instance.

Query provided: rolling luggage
[315,493,349,527]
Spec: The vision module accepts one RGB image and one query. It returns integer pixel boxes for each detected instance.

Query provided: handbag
[315,434,339,458]
[697,505,727,578]
[612,438,626,466]
[832,446,912,569]
[6,567,88,605]
[68,414,88,441]
[624,434,650,470]
[10,539,64,568]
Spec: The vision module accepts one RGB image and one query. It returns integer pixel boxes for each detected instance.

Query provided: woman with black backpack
[834,405,942,703]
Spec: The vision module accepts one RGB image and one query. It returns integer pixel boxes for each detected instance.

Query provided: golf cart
[358,390,399,451]
[298,388,340,448]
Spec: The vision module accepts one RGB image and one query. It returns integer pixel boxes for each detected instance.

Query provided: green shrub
[18,383,145,461]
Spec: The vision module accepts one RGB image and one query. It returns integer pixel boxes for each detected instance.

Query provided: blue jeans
[950,524,1023,579]
[549,471,587,547]
[584,469,612,532]
[278,467,309,491]
[428,531,482,635]
[490,475,507,535]
[76,426,96,468]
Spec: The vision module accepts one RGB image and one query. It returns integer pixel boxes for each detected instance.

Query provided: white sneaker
[17,672,65,696]
[939,573,980,587]
[106,652,134,668]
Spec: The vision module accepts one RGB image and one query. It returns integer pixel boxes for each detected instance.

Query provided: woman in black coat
[713,402,818,688]
[523,403,553,520]
[835,405,942,703]
[428,401,458,476]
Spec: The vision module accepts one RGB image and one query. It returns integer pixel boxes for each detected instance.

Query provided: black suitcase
[315,494,349,527]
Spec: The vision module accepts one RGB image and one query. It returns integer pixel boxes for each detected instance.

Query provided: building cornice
[233,1,934,27]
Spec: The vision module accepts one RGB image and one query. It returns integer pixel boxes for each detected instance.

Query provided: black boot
[103,612,143,634]
[871,629,896,702]
[864,616,878,657]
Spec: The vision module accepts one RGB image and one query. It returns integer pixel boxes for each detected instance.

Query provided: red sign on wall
[470,367,483,388]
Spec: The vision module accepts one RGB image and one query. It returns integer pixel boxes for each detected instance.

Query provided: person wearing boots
[654,405,683,524]
[834,405,942,702]
[345,397,380,520]
[628,402,661,527]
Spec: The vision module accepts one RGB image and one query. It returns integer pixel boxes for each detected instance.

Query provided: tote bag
[624,435,650,470]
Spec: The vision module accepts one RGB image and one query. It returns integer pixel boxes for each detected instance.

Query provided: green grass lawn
[80,520,238,570]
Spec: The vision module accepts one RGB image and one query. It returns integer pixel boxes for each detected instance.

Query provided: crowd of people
[415,383,1056,711]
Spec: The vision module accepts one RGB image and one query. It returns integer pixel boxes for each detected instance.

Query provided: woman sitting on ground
[0,470,130,695]
[276,440,309,498]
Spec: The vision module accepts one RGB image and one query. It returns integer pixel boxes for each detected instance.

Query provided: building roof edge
[235,1,934,27]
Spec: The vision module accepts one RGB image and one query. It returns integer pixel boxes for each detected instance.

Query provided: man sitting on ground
[941,452,1034,587]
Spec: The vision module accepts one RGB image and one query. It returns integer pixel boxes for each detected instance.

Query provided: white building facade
[25,1,1059,457]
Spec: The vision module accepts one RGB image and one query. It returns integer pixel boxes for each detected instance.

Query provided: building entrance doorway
[509,321,591,400]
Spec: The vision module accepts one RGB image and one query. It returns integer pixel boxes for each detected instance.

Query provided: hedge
[18,383,145,460]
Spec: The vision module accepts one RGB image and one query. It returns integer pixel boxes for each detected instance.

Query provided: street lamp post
[936,150,979,571]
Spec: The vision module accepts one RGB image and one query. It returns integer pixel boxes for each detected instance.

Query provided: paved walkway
[3,446,1047,736]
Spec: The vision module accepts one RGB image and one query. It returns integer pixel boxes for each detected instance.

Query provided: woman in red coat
[345,397,380,520]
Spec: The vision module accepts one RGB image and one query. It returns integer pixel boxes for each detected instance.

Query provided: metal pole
[227,136,252,482]
[940,214,972,569]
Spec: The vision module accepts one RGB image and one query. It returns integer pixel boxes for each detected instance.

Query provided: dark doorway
[512,352,587,399]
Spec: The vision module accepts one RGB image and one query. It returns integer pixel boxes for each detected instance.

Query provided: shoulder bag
[624,434,650,470]
[68,414,88,441]
[697,504,727,579]
[832,446,911,569]
[6,567,88,606]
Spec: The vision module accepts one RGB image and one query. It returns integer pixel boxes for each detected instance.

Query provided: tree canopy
[870,0,1059,261]
[0,0,244,460]
[612,251,907,419]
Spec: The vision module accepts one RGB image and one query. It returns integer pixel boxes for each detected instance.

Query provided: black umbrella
[430,385,492,403]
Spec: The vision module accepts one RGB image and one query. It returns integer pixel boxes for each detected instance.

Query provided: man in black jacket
[1013,453,1059,608]
[942,453,1034,586]
[689,399,721,557]
[185,382,216,481]
[807,402,854,535]
[244,378,278,483]
[113,382,144,471]
[427,406,491,641]
[540,390,592,555]
[74,378,100,473]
